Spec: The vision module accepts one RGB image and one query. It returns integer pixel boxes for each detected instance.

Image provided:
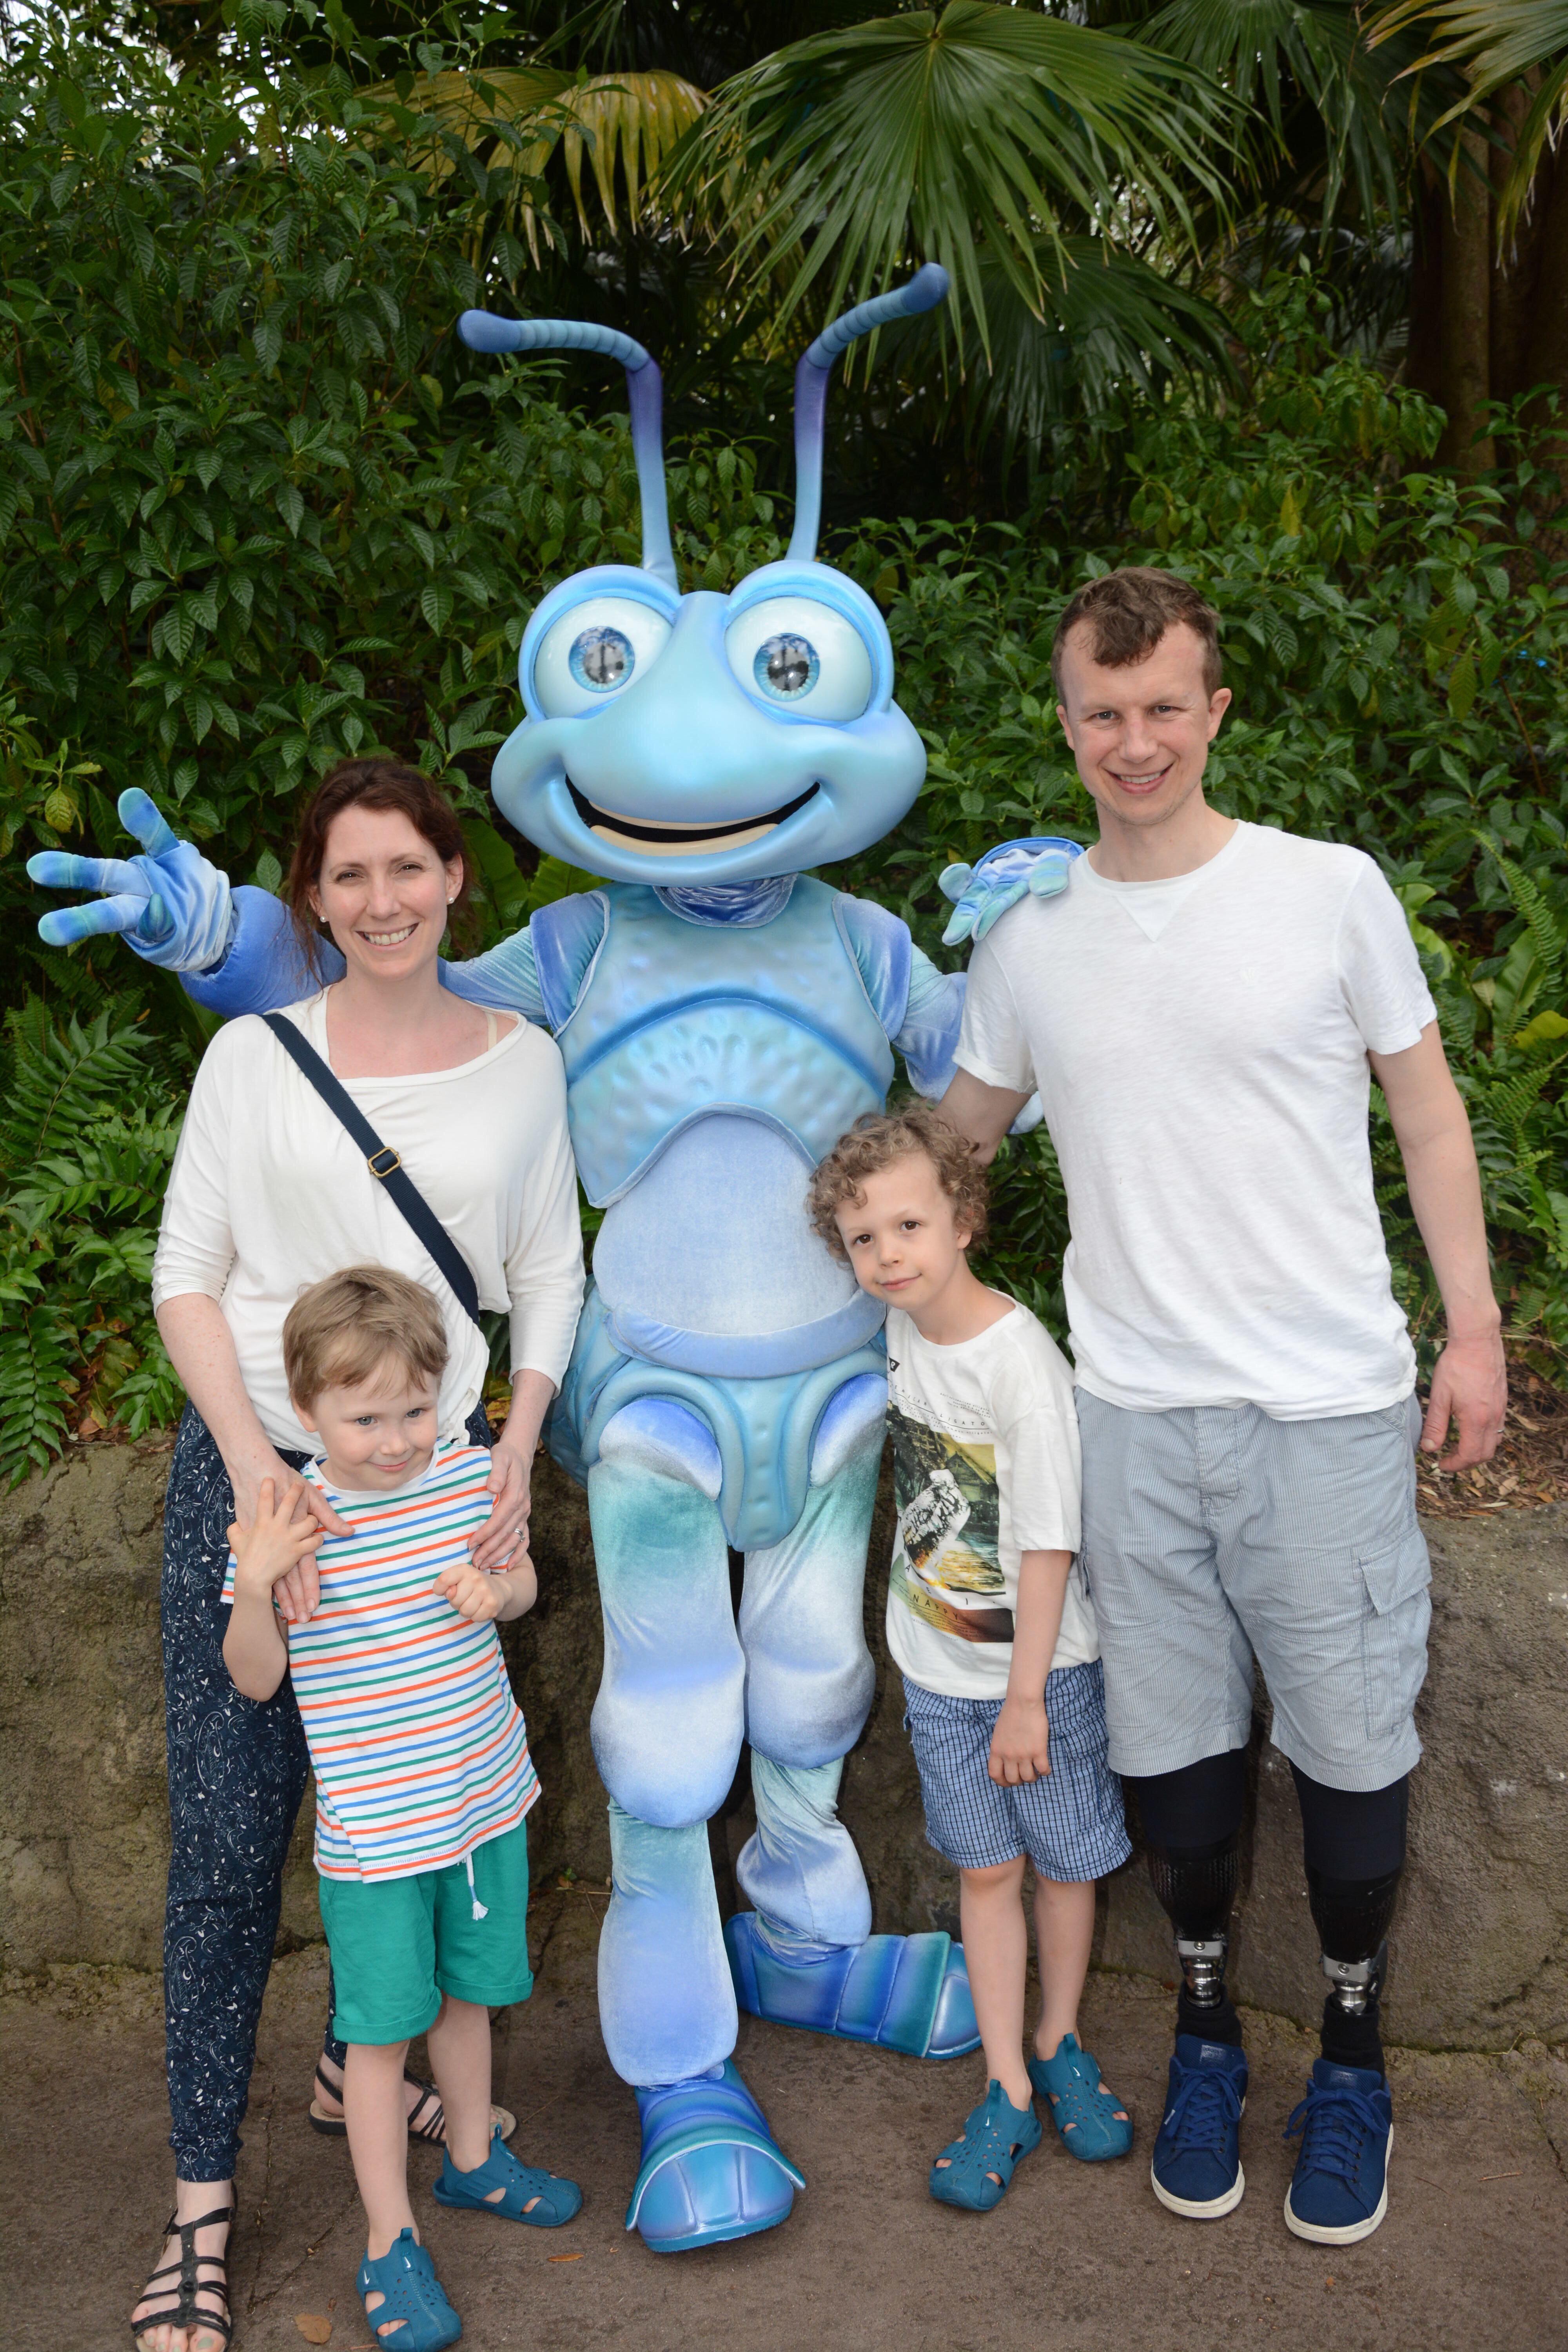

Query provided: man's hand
[1422,1328,1508,1471]
[1372,1025,1505,1474]
[28,788,234,970]
[989,1693,1051,1786]
[472,1434,533,1572]
[227,1478,323,1599]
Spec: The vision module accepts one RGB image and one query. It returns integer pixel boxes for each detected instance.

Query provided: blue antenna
[788,264,950,564]
[458,312,677,590]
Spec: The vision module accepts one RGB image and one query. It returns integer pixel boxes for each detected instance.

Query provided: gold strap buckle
[367,1145,401,1179]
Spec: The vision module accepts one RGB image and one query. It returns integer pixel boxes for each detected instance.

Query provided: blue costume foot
[626,2061,805,2253]
[725,1911,981,2058]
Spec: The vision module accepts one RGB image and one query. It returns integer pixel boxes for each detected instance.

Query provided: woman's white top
[153,992,584,1453]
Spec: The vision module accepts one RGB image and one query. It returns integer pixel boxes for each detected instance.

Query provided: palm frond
[673,1,1238,362]
[1369,0,1568,235]
[1142,0,1458,232]
[927,236,1238,454]
[370,64,707,248]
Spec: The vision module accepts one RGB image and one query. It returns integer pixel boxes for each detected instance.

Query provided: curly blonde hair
[808,1102,989,1263]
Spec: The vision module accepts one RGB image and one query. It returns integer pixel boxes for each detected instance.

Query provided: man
[938,566,1505,2246]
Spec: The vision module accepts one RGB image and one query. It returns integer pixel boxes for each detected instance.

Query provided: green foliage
[832,274,1566,1350]
[2,43,1563,1483]
[0,999,190,1483]
[0,9,783,991]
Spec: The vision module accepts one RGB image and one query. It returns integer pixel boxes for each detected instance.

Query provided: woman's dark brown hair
[286,757,475,976]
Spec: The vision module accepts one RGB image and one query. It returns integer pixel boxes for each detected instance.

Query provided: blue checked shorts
[902,1660,1132,1882]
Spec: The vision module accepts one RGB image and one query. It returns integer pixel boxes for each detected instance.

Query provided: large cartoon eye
[533,595,672,717]
[725,596,873,722]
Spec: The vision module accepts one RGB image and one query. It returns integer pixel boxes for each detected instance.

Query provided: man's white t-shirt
[955,822,1437,1419]
[884,1298,1097,1701]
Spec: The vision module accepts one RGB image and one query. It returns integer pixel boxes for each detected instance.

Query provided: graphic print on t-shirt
[889,1405,1013,1644]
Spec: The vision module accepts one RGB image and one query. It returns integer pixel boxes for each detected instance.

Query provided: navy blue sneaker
[1150,2035,1248,2220]
[1283,2059,1392,2244]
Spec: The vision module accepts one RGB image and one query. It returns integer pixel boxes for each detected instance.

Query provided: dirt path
[7,1891,1567,2352]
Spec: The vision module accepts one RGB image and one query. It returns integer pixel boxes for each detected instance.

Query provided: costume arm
[180,885,551,1023]
[895,946,967,1097]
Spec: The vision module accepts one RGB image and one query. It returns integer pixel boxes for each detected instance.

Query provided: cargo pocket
[1359,1528,1431,1742]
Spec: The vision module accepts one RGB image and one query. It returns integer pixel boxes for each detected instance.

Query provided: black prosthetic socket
[1293,1768,1408,2078]
[1131,1754,1249,2046]
[1308,1866,1400,2075]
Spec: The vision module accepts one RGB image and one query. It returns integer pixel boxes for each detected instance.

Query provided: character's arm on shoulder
[938,838,1083,947]
[833,891,968,1099]
[449,890,607,1031]
[438,925,550,1024]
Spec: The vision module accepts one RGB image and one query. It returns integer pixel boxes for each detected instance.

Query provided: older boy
[810,1105,1131,2211]
[938,567,1504,2245]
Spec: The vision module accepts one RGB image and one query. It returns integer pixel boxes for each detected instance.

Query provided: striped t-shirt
[222,1443,538,1882]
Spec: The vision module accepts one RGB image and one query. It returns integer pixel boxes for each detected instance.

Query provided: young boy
[808,1105,1132,2211]
[223,1265,579,2350]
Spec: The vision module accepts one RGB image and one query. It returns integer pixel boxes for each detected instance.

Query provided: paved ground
[7,1889,1568,2352]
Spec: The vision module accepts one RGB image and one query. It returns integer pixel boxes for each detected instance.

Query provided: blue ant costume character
[29,266,1077,2253]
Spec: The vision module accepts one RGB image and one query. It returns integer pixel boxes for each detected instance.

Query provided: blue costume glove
[938,837,1082,947]
[27,789,235,971]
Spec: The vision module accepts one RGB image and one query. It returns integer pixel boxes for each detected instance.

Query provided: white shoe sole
[1282,2123,1393,2244]
[1150,2157,1246,2220]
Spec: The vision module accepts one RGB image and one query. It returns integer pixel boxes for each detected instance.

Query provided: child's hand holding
[436,1550,538,1624]
[227,1478,323,1599]
[989,1692,1051,1786]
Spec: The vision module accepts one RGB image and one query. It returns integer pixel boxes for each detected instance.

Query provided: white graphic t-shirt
[884,1298,1096,1702]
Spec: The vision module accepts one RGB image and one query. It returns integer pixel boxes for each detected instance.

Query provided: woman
[134,758,583,2352]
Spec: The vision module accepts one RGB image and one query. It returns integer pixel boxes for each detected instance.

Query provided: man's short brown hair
[1051,566,1222,701]
[808,1103,989,1263]
[283,1264,448,1410]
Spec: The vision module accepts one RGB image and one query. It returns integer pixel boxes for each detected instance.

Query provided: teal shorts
[318,1822,534,2047]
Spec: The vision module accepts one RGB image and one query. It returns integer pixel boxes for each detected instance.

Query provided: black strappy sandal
[309,2059,516,2146]
[132,2205,232,2350]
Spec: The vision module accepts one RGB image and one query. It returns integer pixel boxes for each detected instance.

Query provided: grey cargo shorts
[1076,1390,1429,1791]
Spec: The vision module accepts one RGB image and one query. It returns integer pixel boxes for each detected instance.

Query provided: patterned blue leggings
[161,1401,490,2179]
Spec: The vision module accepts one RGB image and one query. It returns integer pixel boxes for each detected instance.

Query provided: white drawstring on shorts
[465,1852,488,1922]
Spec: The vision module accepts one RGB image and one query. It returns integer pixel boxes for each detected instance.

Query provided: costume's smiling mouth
[568,781,818,856]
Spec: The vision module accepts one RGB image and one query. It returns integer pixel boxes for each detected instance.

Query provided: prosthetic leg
[1293,1763,1408,2077]
[1131,1751,1251,2219]
[1134,1749,1248,2045]
[1284,1767,1407,2244]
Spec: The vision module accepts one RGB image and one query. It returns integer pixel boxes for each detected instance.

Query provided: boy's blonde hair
[283,1265,448,1409]
[808,1103,990,1263]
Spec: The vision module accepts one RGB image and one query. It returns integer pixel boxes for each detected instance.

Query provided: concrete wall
[3,1437,1565,2049]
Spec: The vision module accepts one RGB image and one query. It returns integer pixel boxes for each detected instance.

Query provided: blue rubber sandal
[1028,2033,1133,2162]
[357,2229,461,2351]
[432,2125,583,2227]
[928,2080,1043,2212]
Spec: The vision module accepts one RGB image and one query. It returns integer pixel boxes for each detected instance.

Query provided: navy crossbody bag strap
[261,1013,484,1330]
